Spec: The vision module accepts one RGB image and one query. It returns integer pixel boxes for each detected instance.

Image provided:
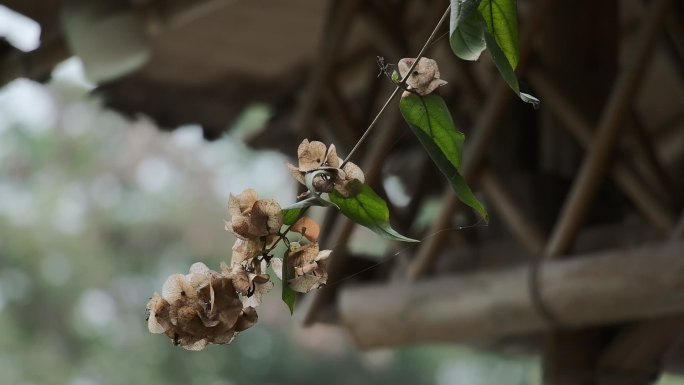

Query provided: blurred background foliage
[0,57,544,385]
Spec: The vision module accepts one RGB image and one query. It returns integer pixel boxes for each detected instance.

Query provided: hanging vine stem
[262,206,311,256]
[340,4,452,168]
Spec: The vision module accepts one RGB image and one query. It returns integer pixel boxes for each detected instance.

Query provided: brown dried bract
[297,139,337,172]
[287,139,365,198]
[227,189,283,240]
[397,57,448,97]
[146,263,257,351]
[286,243,331,293]
[223,260,274,308]
[291,216,321,242]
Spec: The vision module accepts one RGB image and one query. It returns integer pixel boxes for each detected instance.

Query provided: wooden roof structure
[3,0,684,383]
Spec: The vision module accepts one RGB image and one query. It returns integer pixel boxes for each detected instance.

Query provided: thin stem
[341,4,452,167]
[264,207,310,255]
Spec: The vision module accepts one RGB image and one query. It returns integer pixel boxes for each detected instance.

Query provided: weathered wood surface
[339,241,684,349]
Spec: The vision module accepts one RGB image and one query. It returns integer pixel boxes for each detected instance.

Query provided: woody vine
[146,0,538,351]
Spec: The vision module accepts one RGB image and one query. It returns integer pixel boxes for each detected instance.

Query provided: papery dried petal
[147,293,170,334]
[231,266,251,295]
[316,249,332,262]
[295,262,319,276]
[235,307,258,331]
[230,238,262,266]
[286,163,305,185]
[187,262,220,288]
[230,215,253,239]
[241,280,273,308]
[250,199,283,236]
[297,139,328,172]
[252,273,270,284]
[291,216,321,242]
[397,57,447,97]
[189,262,211,275]
[236,189,259,214]
[422,78,448,95]
[288,274,327,293]
[202,277,243,326]
[342,161,364,184]
[182,339,209,351]
[334,162,365,197]
[288,243,320,271]
[220,261,231,276]
[325,144,340,168]
[162,274,197,303]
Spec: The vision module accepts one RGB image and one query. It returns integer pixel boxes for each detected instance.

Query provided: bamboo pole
[480,169,546,254]
[542,0,674,259]
[528,69,676,232]
[339,240,684,349]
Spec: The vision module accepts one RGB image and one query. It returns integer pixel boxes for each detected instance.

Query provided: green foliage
[483,31,539,108]
[399,94,489,222]
[478,0,519,69]
[281,252,297,314]
[329,182,418,242]
[449,0,486,61]
[449,0,539,107]
[282,207,303,226]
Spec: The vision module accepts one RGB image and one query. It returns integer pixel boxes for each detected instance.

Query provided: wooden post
[338,241,684,349]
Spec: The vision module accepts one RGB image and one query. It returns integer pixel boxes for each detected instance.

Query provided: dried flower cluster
[287,241,331,293]
[147,181,334,350]
[147,263,257,351]
[287,139,365,198]
[398,57,447,97]
[227,188,283,240]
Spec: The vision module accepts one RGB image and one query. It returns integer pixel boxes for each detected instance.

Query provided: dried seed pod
[297,139,328,172]
[397,57,448,97]
[250,199,283,236]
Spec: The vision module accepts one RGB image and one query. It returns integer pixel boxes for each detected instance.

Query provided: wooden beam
[338,240,684,349]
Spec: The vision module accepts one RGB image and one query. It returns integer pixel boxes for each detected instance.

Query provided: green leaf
[281,208,302,226]
[449,0,486,61]
[483,30,539,108]
[328,182,418,242]
[281,251,296,314]
[449,0,539,108]
[399,95,464,169]
[400,94,489,222]
[478,0,519,69]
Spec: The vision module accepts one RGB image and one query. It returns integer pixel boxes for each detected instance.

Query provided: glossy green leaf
[329,182,418,242]
[399,95,464,169]
[478,0,519,69]
[483,30,540,108]
[449,0,486,61]
[449,0,539,108]
[281,252,296,314]
[400,94,489,222]
[281,208,302,226]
